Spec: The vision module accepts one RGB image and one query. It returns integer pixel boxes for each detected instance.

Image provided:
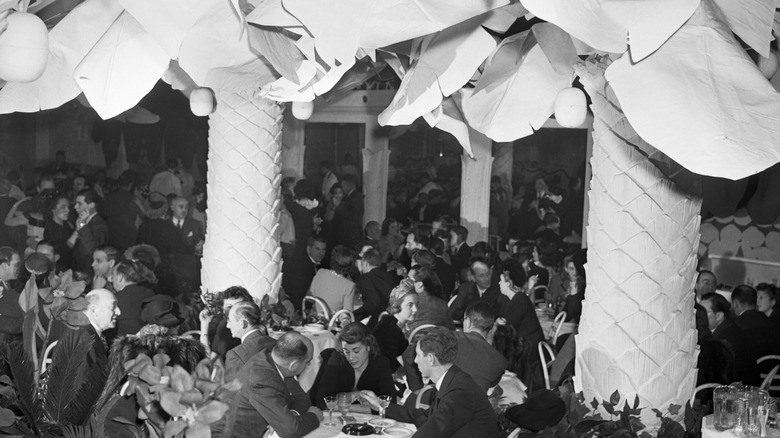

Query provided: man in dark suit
[55,288,121,369]
[449,226,471,276]
[68,189,109,275]
[731,285,780,369]
[217,332,323,438]
[429,239,456,300]
[454,302,508,392]
[282,235,327,312]
[354,247,399,326]
[450,260,500,321]
[334,174,364,249]
[362,327,499,438]
[224,301,276,381]
[701,292,760,386]
[0,247,23,344]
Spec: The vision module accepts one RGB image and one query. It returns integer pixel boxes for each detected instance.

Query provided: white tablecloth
[702,414,780,437]
[302,412,416,438]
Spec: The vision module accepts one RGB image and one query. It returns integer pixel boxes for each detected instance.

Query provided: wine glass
[378,395,392,418]
[323,396,338,427]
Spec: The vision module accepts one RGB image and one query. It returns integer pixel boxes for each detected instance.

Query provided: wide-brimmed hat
[504,389,566,432]
[140,295,190,328]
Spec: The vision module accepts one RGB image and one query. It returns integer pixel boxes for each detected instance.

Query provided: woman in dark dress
[107,260,156,342]
[310,322,396,410]
[497,258,544,346]
[43,196,74,270]
[373,280,418,372]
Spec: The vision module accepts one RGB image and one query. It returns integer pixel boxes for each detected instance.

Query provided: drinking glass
[337,392,352,418]
[714,385,730,431]
[323,396,338,427]
[378,395,392,418]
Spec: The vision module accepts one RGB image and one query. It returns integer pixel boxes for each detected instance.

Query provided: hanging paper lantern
[0,12,48,83]
[189,87,214,116]
[554,87,587,128]
[757,50,778,79]
[292,101,314,120]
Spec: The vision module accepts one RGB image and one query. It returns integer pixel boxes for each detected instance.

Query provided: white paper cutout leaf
[75,12,169,119]
[423,91,473,157]
[522,0,626,54]
[481,4,527,34]
[282,0,360,68]
[606,1,780,180]
[531,22,578,75]
[259,60,318,102]
[179,1,279,90]
[248,25,306,85]
[0,0,123,114]
[246,0,304,29]
[712,0,774,58]
[205,59,279,94]
[461,31,572,142]
[601,0,700,62]
[161,60,197,93]
[118,0,211,59]
[378,17,497,127]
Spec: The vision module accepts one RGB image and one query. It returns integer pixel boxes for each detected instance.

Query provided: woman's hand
[358,390,381,411]
[199,309,213,329]
[528,275,539,290]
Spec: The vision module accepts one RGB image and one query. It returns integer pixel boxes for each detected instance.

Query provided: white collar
[434,368,450,391]
[241,328,259,343]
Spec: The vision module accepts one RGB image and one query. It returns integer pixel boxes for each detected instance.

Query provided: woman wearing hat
[309,322,396,410]
[372,278,418,371]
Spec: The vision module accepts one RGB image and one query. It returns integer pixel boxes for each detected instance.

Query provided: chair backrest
[303,296,331,321]
[507,427,522,438]
[181,330,202,339]
[538,341,556,390]
[40,340,59,374]
[447,294,458,308]
[548,311,567,344]
[415,384,436,410]
[690,383,722,406]
[408,324,438,342]
[758,355,780,394]
[533,285,548,303]
[329,309,355,332]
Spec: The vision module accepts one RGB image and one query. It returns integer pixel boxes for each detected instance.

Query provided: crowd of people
[0,152,592,437]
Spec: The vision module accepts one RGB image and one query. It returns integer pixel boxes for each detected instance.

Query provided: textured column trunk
[574,57,702,424]
[201,92,284,302]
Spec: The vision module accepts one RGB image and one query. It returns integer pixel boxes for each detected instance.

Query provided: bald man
[450,260,500,321]
[217,332,323,438]
[53,288,120,369]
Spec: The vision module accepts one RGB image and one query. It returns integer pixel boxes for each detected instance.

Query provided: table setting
[535,304,576,339]
[702,384,780,437]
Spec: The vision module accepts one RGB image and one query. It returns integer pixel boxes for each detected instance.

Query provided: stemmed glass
[337,392,353,420]
[378,395,392,418]
[323,396,338,427]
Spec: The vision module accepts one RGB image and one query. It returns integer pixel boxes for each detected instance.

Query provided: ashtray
[342,423,376,436]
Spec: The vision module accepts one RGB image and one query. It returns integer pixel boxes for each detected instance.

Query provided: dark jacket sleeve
[310,349,350,409]
[353,276,381,322]
[248,368,319,438]
[412,384,475,438]
[78,217,109,255]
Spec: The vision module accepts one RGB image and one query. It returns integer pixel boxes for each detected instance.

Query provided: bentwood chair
[329,309,354,332]
[302,296,331,321]
[758,355,780,395]
[538,341,556,390]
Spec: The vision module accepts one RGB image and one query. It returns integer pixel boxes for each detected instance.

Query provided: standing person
[0,247,23,345]
[68,189,109,275]
[354,247,400,326]
[286,179,321,259]
[167,197,204,293]
[489,175,510,238]
[449,226,471,276]
[224,301,276,381]
[361,328,500,438]
[282,235,327,312]
[44,196,75,270]
[320,161,339,202]
[149,158,182,198]
[216,332,322,438]
[335,174,364,250]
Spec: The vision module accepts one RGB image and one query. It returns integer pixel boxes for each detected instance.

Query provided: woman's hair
[338,322,379,360]
[757,283,778,302]
[534,239,561,268]
[564,256,586,280]
[46,195,69,220]
[114,259,158,286]
[124,244,161,270]
[330,245,356,279]
[410,265,443,298]
[388,285,417,315]
[381,218,399,236]
[293,179,315,200]
[501,257,527,289]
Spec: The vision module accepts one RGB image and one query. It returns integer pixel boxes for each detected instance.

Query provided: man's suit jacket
[104,283,156,345]
[450,282,501,321]
[353,268,400,325]
[334,190,364,249]
[73,215,109,274]
[453,331,508,391]
[0,280,23,346]
[225,330,276,382]
[434,257,457,300]
[219,350,319,438]
[137,216,204,281]
[450,244,471,275]
[498,292,544,345]
[713,318,759,386]
[386,365,499,438]
[282,253,318,311]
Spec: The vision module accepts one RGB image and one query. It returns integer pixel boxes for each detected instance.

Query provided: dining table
[301,412,417,438]
[701,414,780,437]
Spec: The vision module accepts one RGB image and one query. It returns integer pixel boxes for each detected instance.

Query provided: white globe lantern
[189,87,215,116]
[0,12,48,83]
[554,87,587,128]
[292,101,314,120]
[757,50,778,79]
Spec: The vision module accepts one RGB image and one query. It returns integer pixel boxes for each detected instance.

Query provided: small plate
[368,418,397,429]
[342,423,376,436]
[382,426,413,437]
[305,323,326,330]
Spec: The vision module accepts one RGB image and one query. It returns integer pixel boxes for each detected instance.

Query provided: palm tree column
[201,91,284,302]
[573,57,702,423]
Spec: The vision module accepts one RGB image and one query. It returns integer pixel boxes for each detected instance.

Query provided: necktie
[176,219,183,229]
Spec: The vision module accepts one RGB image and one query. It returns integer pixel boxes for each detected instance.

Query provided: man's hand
[307,406,324,421]
[358,390,381,411]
